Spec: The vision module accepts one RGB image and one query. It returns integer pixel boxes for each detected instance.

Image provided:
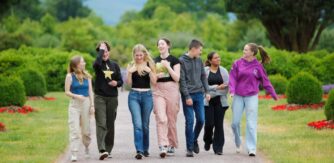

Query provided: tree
[141,0,227,19]
[226,0,334,53]
[0,0,43,20]
[45,0,91,21]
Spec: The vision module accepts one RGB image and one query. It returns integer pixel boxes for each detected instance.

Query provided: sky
[84,0,147,25]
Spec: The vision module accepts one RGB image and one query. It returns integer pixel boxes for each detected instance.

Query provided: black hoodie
[93,49,123,97]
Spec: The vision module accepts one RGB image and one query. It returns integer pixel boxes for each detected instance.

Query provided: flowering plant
[0,122,5,132]
[0,105,35,114]
[272,102,325,111]
[308,120,334,130]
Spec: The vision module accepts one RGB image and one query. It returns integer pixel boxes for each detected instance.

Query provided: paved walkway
[57,91,268,163]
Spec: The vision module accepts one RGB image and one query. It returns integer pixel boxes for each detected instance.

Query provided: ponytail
[205,51,216,67]
[258,46,271,64]
[205,60,211,67]
[246,43,271,64]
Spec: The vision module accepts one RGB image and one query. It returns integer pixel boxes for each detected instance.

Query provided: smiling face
[134,50,145,64]
[209,53,221,66]
[243,45,255,59]
[77,57,86,71]
[157,39,169,55]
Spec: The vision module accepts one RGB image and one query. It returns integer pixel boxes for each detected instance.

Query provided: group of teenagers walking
[64,38,278,162]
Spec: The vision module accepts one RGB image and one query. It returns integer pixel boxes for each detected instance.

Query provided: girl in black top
[152,38,181,158]
[203,52,229,155]
[126,44,156,159]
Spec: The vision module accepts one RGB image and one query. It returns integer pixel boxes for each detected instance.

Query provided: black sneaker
[143,151,150,157]
[249,152,256,157]
[135,152,143,159]
[214,151,223,155]
[186,150,194,157]
[193,141,199,154]
[204,143,210,151]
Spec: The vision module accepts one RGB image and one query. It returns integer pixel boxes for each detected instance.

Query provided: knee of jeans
[198,118,205,126]
[185,119,194,127]
[231,122,239,129]
[134,123,143,131]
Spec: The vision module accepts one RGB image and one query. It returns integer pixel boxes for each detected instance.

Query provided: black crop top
[131,71,150,88]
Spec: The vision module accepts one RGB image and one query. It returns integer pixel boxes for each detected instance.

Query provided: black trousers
[203,97,228,153]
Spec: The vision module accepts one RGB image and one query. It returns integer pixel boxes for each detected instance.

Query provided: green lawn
[1,92,333,162]
[0,92,69,163]
[225,94,334,163]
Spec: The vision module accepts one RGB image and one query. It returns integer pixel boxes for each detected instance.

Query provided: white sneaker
[84,147,90,159]
[99,152,108,160]
[108,153,112,158]
[71,155,77,162]
[236,146,241,153]
[159,146,167,158]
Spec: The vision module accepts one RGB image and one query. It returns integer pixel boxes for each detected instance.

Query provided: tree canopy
[226,0,334,53]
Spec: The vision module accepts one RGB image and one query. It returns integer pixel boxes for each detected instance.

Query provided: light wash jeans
[231,94,258,154]
[128,90,153,153]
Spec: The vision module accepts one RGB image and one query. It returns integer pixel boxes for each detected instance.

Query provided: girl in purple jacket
[229,43,278,157]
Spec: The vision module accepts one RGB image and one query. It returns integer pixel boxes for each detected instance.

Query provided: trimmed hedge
[269,74,288,95]
[325,90,334,121]
[286,72,323,104]
[0,46,94,91]
[0,76,26,107]
[19,68,47,96]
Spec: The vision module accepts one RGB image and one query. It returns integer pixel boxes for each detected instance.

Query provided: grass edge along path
[224,94,334,163]
[0,92,69,163]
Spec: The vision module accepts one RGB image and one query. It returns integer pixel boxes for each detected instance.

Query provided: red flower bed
[27,96,56,101]
[0,122,5,132]
[308,120,334,130]
[272,102,325,111]
[259,94,286,99]
[0,105,35,114]
[259,94,328,100]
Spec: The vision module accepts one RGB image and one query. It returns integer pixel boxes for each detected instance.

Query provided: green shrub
[0,46,94,91]
[269,74,288,95]
[315,54,334,85]
[291,55,320,76]
[286,72,323,104]
[325,90,334,121]
[0,76,26,107]
[19,68,47,96]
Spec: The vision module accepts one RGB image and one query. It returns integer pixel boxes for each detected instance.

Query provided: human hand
[108,80,118,87]
[161,60,170,68]
[205,94,211,101]
[186,98,193,106]
[127,64,137,73]
[143,65,152,73]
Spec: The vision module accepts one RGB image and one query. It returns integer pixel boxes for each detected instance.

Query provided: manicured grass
[0,92,69,163]
[225,94,334,163]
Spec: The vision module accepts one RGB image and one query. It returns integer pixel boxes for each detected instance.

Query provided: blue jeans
[231,94,258,154]
[128,90,153,153]
[182,92,205,151]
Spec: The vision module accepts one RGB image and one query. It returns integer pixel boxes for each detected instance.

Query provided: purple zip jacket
[229,58,278,100]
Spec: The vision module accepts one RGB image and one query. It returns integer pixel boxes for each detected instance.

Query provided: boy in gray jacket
[179,39,211,157]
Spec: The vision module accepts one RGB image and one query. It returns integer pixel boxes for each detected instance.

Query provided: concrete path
[56,91,268,163]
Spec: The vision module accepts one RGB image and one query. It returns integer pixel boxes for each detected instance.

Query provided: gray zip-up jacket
[179,53,209,99]
[204,66,229,107]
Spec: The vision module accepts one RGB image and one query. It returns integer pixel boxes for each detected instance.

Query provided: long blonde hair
[130,44,156,76]
[67,55,92,83]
